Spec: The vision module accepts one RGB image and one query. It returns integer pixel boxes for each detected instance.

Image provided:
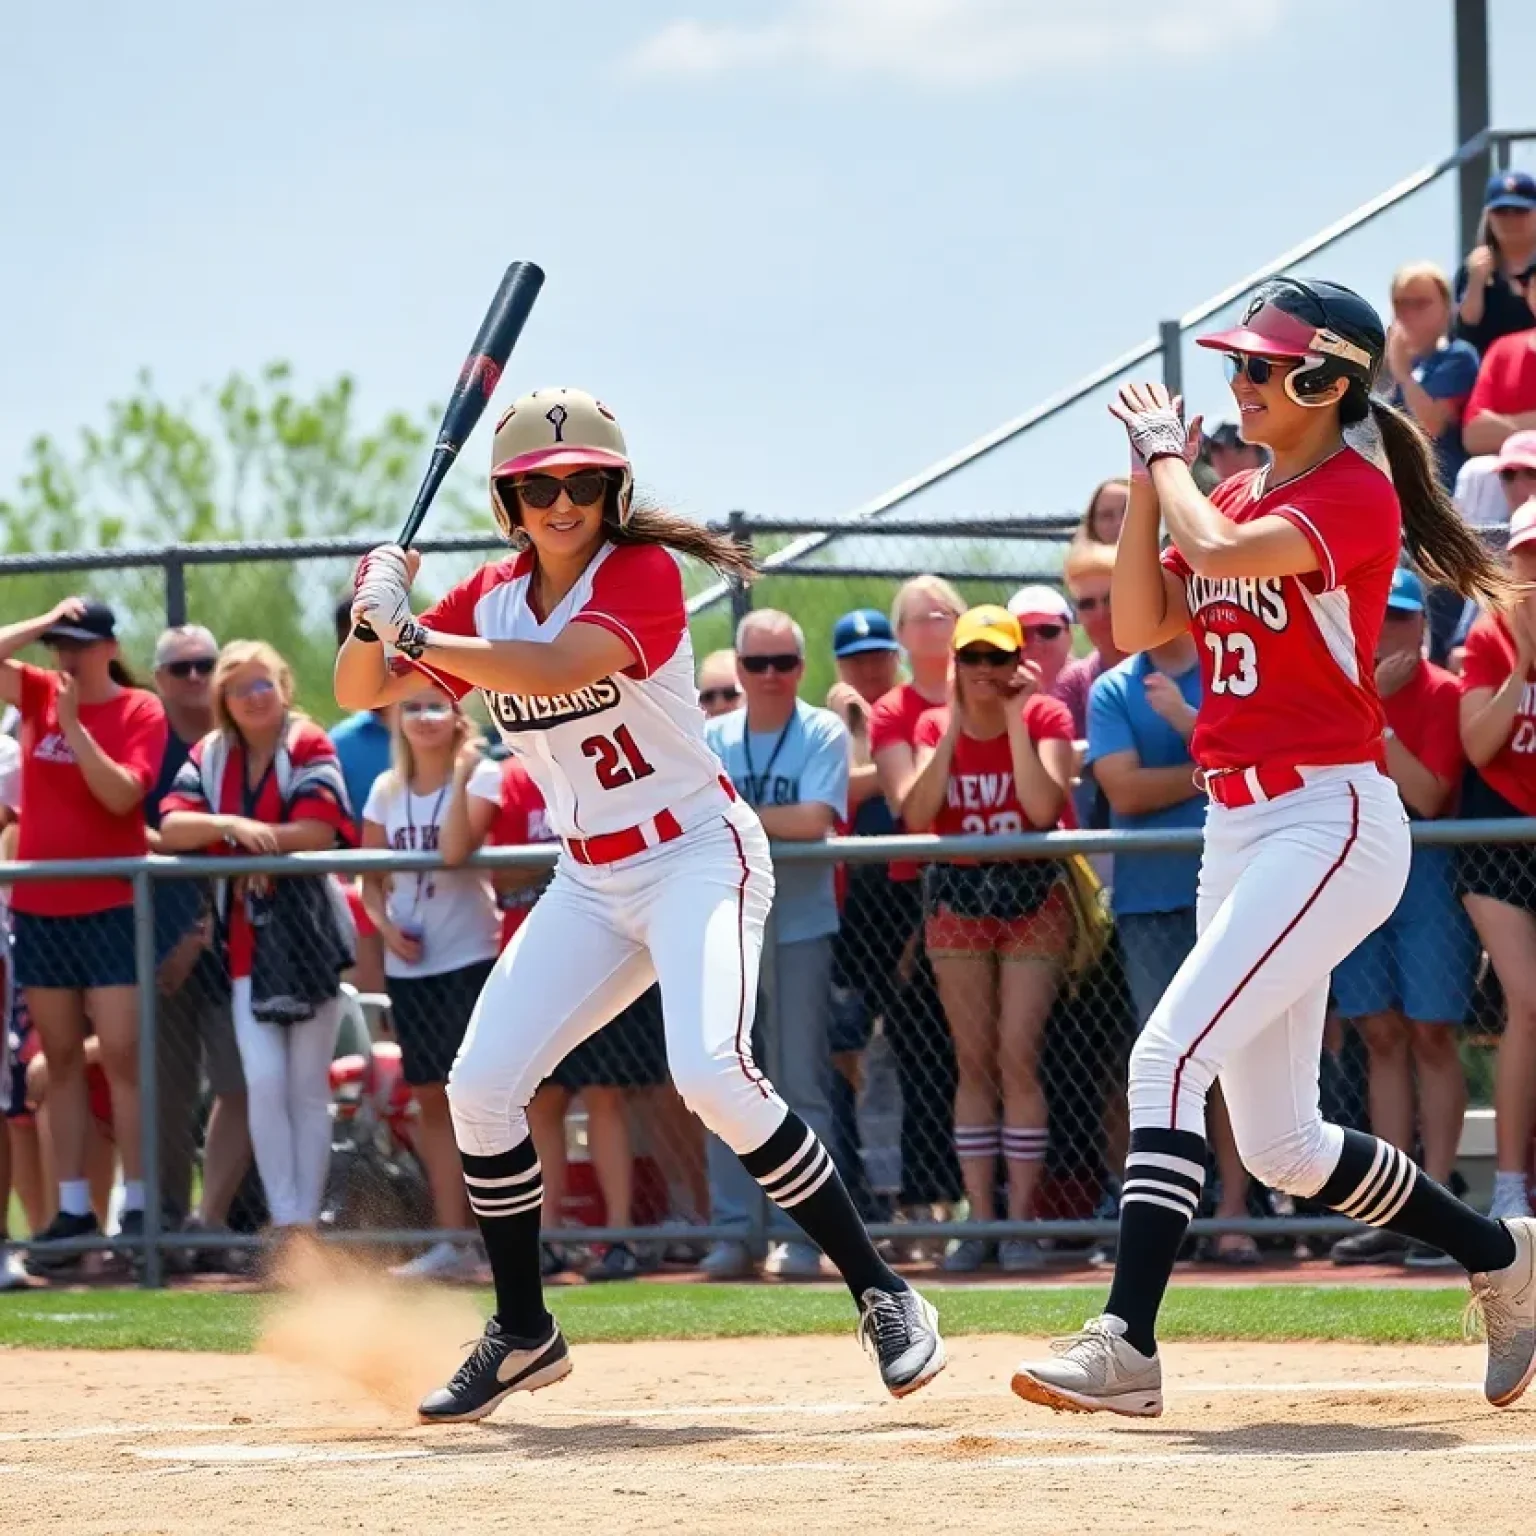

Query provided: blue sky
[4,0,1535,538]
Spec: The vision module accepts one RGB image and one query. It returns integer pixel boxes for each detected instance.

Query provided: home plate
[130,1445,434,1465]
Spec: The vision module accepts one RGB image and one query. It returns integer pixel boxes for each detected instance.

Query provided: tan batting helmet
[488,387,634,538]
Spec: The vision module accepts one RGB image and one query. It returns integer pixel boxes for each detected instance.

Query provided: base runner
[337,388,943,1422]
[1012,278,1536,1417]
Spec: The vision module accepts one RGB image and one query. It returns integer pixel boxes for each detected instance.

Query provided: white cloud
[626,0,1285,86]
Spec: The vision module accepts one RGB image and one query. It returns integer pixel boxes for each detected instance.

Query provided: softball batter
[336,388,943,1422]
[1013,278,1536,1417]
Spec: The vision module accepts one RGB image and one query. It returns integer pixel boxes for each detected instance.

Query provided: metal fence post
[132,868,163,1289]
[164,555,187,629]
[751,897,780,1252]
[727,510,753,631]
[1159,320,1183,402]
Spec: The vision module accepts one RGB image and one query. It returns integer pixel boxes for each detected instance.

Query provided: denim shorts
[1332,847,1478,1025]
[14,907,147,990]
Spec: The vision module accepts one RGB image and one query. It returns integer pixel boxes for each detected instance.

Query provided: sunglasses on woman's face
[511,470,611,510]
[230,678,276,701]
[1501,467,1536,484]
[402,702,454,721]
[699,686,741,706]
[739,654,802,675]
[955,647,1020,668]
[1222,353,1299,386]
[163,656,215,679]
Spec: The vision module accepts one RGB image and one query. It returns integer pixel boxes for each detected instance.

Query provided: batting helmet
[1197,277,1384,414]
[489,387,634,539]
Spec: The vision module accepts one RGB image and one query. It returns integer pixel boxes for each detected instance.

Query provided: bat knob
[352,621,381,644]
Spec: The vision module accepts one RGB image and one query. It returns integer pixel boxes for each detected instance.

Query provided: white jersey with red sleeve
[414,541,723,838]
[1160,447,1400,773]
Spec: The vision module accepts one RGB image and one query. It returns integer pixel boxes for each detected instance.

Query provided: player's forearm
[407,633,600,696]
[335,637,393,711]
[1383,736,1451,819]
[1148,458,1249,577]
[755,803,836,841]
[1112,481,1181,653]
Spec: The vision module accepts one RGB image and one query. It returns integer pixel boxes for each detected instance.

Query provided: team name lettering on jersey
[484,678,622,733]
[1184,574,1289,632]
[947,772,1017,811]
[32,732,77,765]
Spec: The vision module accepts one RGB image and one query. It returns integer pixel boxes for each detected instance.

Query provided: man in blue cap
[1329,568,1479,1269]
[823,610,904,1224]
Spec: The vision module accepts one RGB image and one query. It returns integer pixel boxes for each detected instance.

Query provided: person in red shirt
[866,573,969,1232]
[1328,569,1478,1268]
[0,597,168,1273]
[159,641,354,1237]
[1458,500,1536,1223]
[902,605,1075,1273]
[1014,277,1530,1418]
[1462,326,1536,458]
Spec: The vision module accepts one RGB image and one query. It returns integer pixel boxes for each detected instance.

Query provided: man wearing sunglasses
[147,624,252,1267]
[700,609,850,1282]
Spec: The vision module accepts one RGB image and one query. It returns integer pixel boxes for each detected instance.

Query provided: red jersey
[1383,659,1463,814]
[913,696,1075,842]
[1464,332,1536,422]
[160,720,354,978]
[869,680,948,883]
[1458,614,1536,816]
[13,665,168,916]
[468,755,556,945]
[1161,448,1400,773]
[411,543,721,840]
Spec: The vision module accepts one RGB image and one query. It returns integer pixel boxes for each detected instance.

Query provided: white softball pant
[447,797,787,1159]
[1128,764,1411,1197]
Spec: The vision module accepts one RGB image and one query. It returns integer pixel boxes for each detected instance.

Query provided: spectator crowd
[3,167,1536,1289]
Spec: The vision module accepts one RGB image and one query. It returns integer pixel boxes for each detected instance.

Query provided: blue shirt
[1388,339,1480,492]
[1085,653,1205,917]
[707,701,849,945]
[329,710,392,831]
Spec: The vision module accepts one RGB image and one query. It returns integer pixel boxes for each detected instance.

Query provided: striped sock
[955,1123,1002,1164]
[461,1139,550,1338]
[738,1110,906,1301]
[1314,1129,1515,1274]
[1105,1127,1206,1355]
[1002,1126,1048,1166]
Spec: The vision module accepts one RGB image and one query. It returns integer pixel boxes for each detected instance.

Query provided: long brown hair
[604,492,756,583]
[1077,476,1128,544]
[1352,390,1511,608]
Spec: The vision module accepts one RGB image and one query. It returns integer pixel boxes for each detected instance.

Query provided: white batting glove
[351,578,414,646]
[353,543,412,595]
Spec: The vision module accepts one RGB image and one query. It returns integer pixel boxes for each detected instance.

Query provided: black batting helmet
[1198,277,1384,415]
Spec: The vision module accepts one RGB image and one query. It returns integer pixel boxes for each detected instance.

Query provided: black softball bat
[354,259,546,640]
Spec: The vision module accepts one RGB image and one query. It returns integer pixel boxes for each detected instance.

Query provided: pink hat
[1497,431,1536,475]
[1006,585,1074,625]
[1507,499,1536,553]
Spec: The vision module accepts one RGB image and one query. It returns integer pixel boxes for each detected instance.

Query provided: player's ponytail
[604,492,757,585]
[1360,392,1511,609]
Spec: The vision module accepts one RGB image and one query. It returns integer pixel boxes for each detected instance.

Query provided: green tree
[0,364,491,716]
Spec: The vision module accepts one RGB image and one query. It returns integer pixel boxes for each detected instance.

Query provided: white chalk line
[134,1445,433,1466]
[0,1420,316,1444]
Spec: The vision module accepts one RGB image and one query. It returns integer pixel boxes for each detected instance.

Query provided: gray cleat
[858,1286,946,1398]
[1467,1217,1536,1408]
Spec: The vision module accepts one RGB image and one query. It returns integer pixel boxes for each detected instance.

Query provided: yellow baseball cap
[952,605,1023,653]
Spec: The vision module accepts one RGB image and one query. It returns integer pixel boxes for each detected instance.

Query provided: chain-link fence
[2,821,1527,1288]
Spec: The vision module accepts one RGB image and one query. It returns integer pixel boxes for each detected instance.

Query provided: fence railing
[3,819,1527,1288]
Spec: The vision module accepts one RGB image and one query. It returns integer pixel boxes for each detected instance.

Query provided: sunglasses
[1501,467,1536,483]
[699,686,741,706]
[955,647,1020,668]
[1073,594,1110,613]
[509,470,611,510]
[402,702,454,721]
[1022,623,1066,641]
[1222,353,1299,386]
[229,678,276,701]
[163,657,215,679]
[739,654,802,675]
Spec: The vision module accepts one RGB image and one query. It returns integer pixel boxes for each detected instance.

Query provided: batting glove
[1109,383,1199,467]
[352,578,414,646]
[354,543,412,594]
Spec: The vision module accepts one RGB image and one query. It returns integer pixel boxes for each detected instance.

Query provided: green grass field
[0,1283,1473,1354]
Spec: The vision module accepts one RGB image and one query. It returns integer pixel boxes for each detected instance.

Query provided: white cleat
[1468,1216,1536,1408]
[1011,1314,1163,1418]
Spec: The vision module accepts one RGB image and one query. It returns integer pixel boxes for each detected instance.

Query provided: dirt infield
[5,1334,1536,1535]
